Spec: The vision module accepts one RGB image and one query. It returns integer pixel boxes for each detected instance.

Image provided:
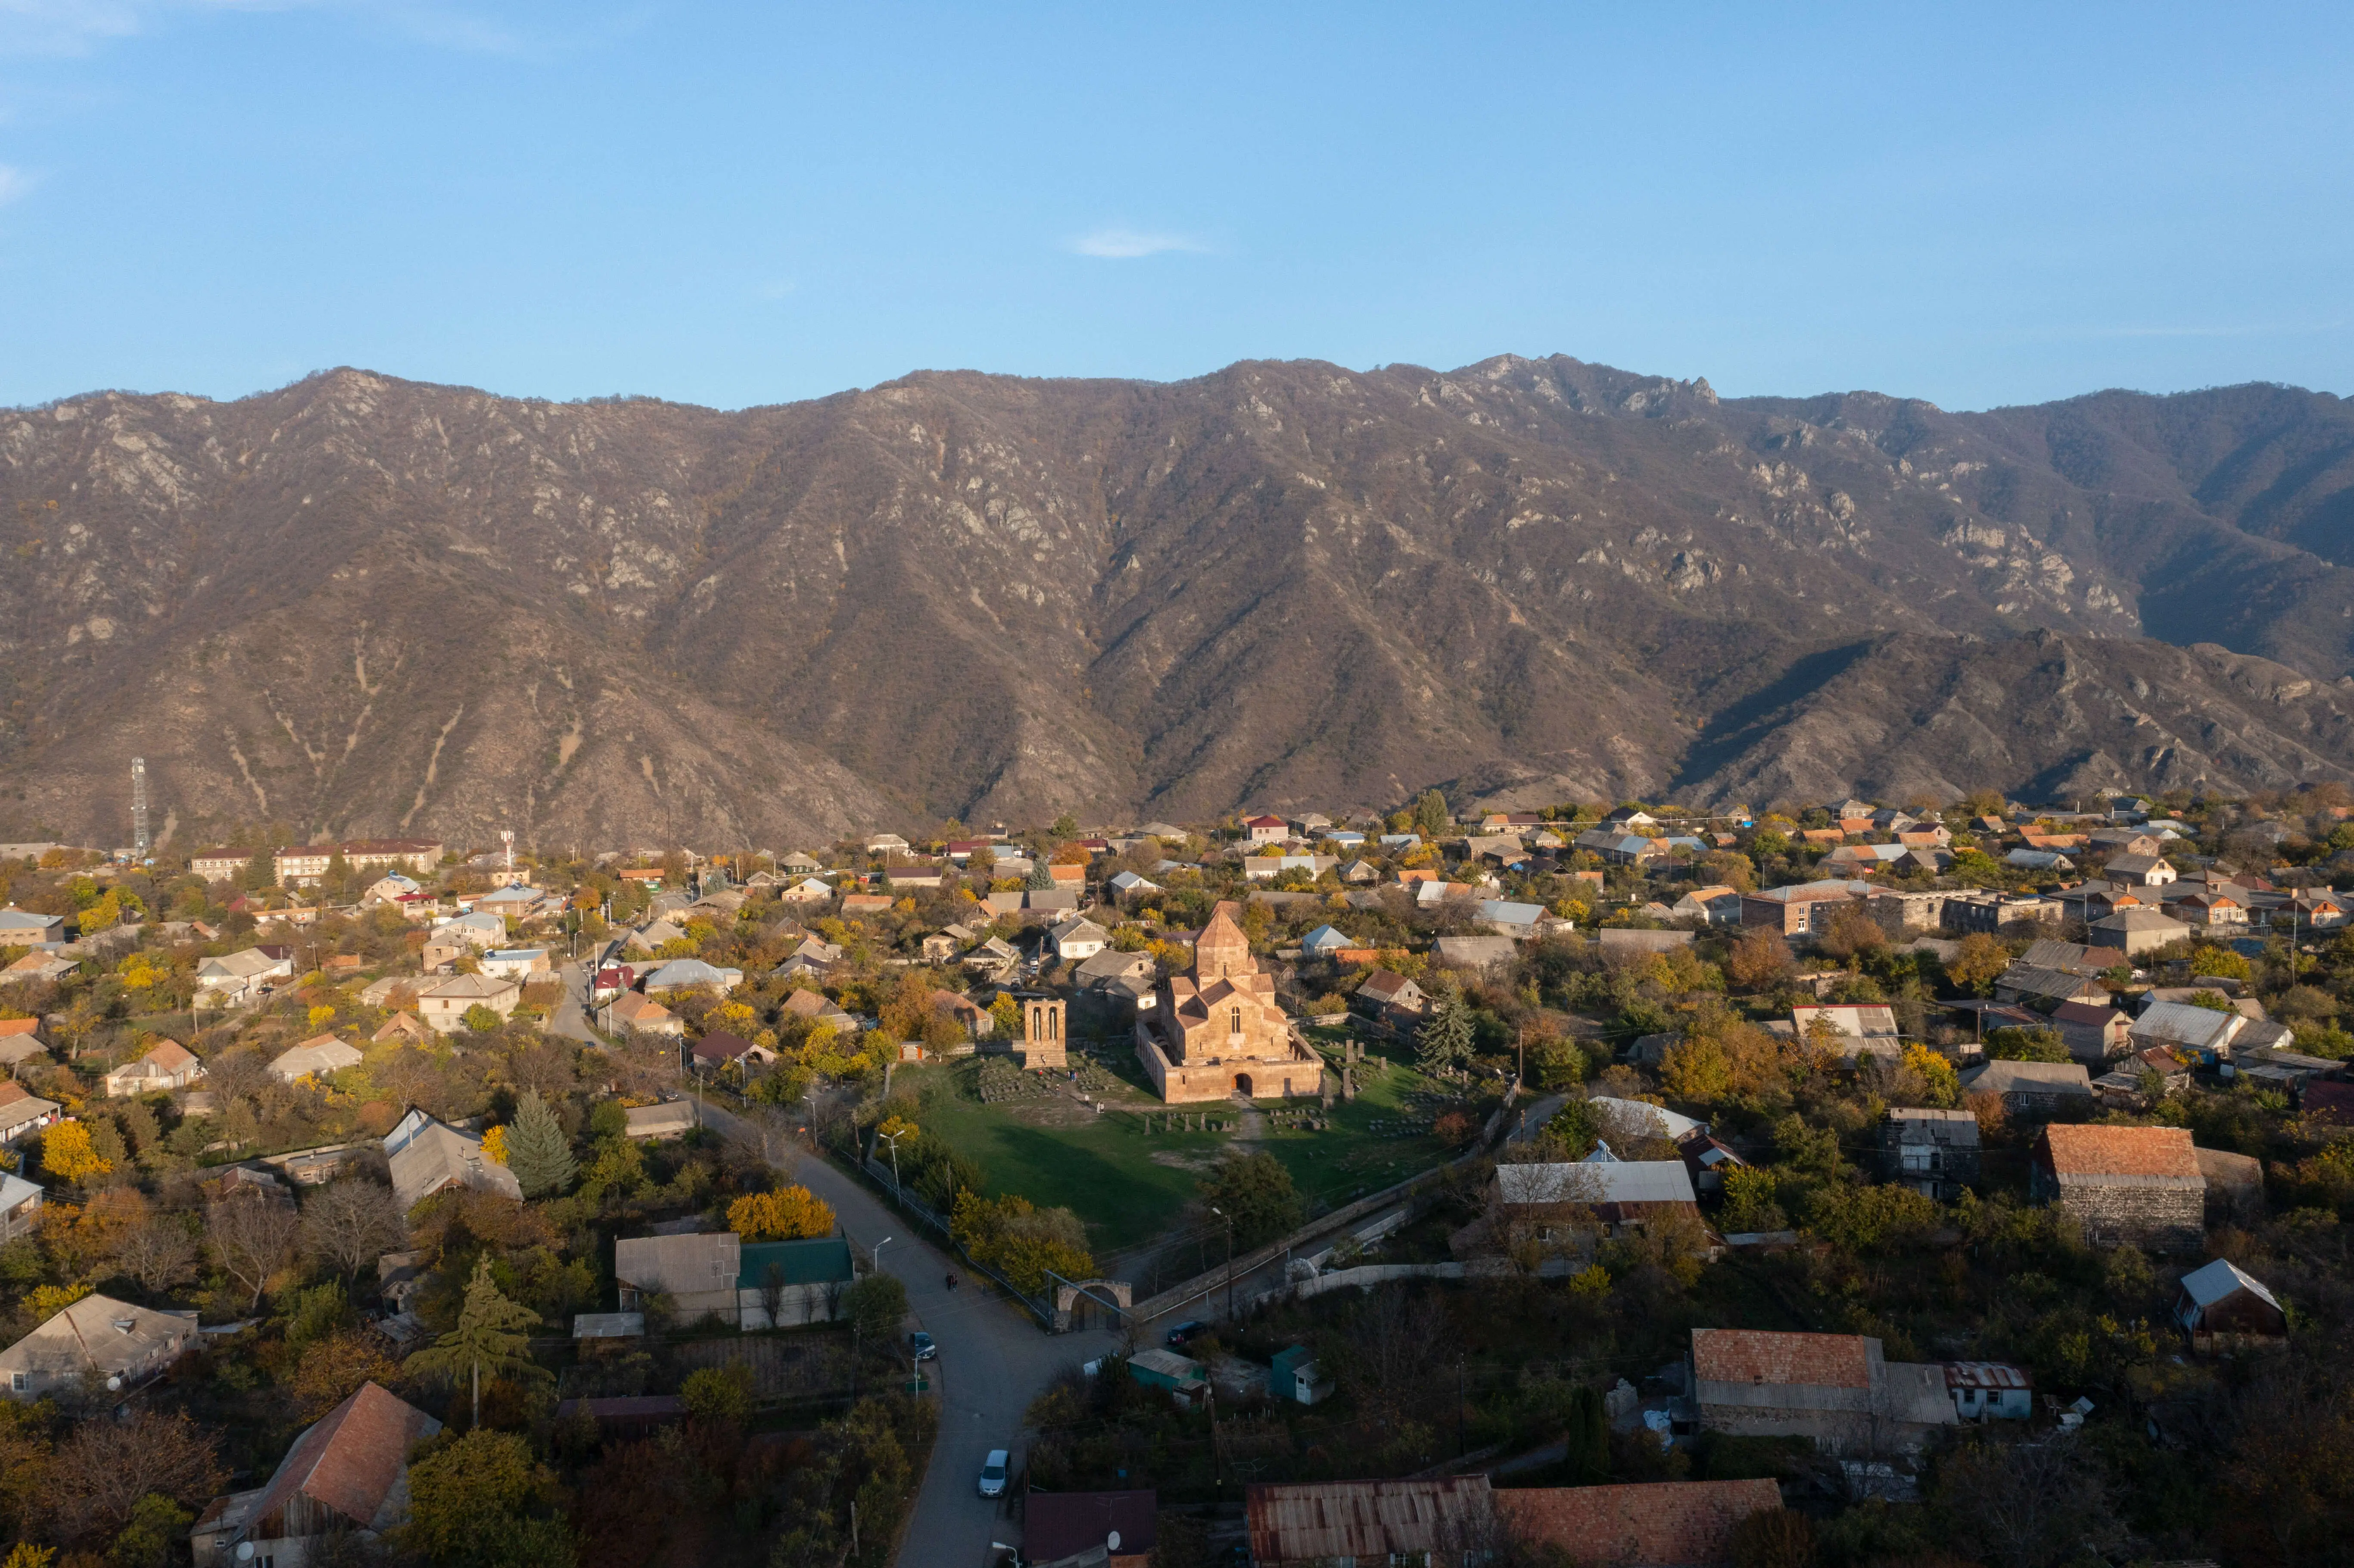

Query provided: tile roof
[2037,1123,2200,1179]
[243,1381,439,1537]
[1691,1328,1872,1390]
[1492,1479,1782,1568]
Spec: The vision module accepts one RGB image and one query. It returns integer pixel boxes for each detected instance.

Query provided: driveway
[697,1099,1121,1567]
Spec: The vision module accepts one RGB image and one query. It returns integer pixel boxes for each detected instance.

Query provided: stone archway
[1234,1073,1253,1097]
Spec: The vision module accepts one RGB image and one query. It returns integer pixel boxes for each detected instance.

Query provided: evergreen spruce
[503,1090,577,1198]
[1416,992,1476,1077]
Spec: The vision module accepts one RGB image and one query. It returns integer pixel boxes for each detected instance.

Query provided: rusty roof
[1493,1479,1782,1568]
[246,1381,439,1538]
[2036,1123,2199,1179]
[1246,1477,1491,1562]
[1943,1361,2033,1391]
[1691,1328,1872,1390]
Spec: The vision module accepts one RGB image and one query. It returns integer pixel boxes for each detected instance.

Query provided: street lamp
[873,1236,894,1274]
[878,1129,907,1193]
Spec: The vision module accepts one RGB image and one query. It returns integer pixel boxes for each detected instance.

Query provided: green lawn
[892,1047,1461,1249]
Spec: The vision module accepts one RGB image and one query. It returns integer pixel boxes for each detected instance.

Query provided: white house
[268,1035,363,1083]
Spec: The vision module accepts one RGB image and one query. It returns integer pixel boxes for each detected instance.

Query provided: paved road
[699,1098,1121,1568]
[551,958,1118,1565]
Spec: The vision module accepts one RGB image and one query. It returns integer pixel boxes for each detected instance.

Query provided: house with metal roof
[1943,1362,2033,1422]
[384,1108,522,1213]
[1959,1059,2094,1120]
[2174,1257,2286,1351]
[2130,1000,2244,1058]
[1245,1476,1492,1567]
[0,1291,199,1400]
[268,1034,364,1083]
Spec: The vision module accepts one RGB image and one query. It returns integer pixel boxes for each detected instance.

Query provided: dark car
[909,1331,937,1362]
[1166,1320,1209,1348]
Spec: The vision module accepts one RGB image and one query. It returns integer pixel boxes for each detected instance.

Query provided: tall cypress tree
[1564,1383,1609,1484]
[502,1090,577,1198]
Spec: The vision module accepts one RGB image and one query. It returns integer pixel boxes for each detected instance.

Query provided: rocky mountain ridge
[2,355,2351,848]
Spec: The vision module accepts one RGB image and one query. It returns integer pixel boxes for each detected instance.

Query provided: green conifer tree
[1416,992,1476,1078]
[502,1090,577,1198]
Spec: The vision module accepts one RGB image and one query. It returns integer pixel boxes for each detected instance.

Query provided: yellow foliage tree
[481,1125,510,1165]
[40,1120,110,1184]
[1902,1044,1960,1108]
[4,1542,57,1568]
[308,1004,336,1029]
[728,1185,836,1241]
[26,1282,92,1319]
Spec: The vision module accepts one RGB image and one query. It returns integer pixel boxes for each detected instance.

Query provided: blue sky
[0,1,2348,411]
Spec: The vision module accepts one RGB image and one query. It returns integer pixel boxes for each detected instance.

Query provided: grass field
[890,1039,1460,1250]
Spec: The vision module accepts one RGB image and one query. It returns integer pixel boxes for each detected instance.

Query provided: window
[1229,1008,1242,1037]
[9,1372,24,1391]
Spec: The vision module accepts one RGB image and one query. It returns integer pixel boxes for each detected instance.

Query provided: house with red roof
[191,1381,440,1565]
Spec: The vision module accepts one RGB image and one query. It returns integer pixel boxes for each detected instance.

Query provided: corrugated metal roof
[1246,1477,1491,1562]
[1497,1160,1695,1207]
[1943,1361,2032,1391]
[2179,1257,2281,1313]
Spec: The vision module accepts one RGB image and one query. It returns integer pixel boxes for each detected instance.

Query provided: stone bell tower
[1023,996,1068,1071]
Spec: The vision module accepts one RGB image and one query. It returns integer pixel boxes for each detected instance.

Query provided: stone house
[2050,1000,2133,1065]
[386,1109,522,1213]
[2031,1124,2205,1250]
[0,1292,198,1400]
[103,1038,203,1096]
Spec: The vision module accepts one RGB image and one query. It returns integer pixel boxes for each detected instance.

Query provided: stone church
[1136,900,1321,1103]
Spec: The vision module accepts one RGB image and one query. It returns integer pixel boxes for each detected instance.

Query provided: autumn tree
[1944,933,2010,996]
[1726,929,1792,990]
[290,1334,402,1421]
[39,1121,110,1186]
[408,1257,548,1428]
[728,1185,835,1241]
[206,1190,297,1311]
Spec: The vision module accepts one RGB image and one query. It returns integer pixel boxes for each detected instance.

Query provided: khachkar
[1023,996,1068,1070]
[1134,900,1322,1103]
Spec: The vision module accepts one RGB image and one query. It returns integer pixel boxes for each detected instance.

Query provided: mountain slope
[2,357,2351,848]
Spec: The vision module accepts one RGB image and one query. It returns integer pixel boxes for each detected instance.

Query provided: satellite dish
[237,1544,255,1562]
[106,1375,122,1391]
[1108,1531,1122,1551]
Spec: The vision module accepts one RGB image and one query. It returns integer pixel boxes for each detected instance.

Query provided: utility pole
[130,757,150,861]
[1211,1205,1235,1321]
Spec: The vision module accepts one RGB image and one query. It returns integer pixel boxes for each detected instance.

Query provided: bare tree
[207,1192,298,1311]
[728,1101,799,1173]
[298,1178,409,1281]
[504,1036,578,1100]
[113,1213,203,1294]
[199,1045,272,1109]
[46,1410,225,1543]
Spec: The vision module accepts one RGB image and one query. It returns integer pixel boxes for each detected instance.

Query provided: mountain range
[3,355,2352,851]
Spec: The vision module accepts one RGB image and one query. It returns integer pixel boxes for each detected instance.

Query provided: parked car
[1166,1320,1209,1348]
[978,1448,1009,1499]
[909,1331,937,1362]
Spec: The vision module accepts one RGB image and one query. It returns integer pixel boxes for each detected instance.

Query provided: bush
[843,1273,908,1344]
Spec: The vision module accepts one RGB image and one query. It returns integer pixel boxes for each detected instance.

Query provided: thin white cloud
[0,0,574,59]
[1071,227,1208,260]
[0,164,32,205]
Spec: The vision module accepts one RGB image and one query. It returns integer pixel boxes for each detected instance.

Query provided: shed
[1943,1362,2033,1421]
[623,1100,697,1140]
[2173,1258,2287,1350]
[1126,1349,1205,1398]
[1689,1328,1956,1454]
[1269,1344,1332,1406]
